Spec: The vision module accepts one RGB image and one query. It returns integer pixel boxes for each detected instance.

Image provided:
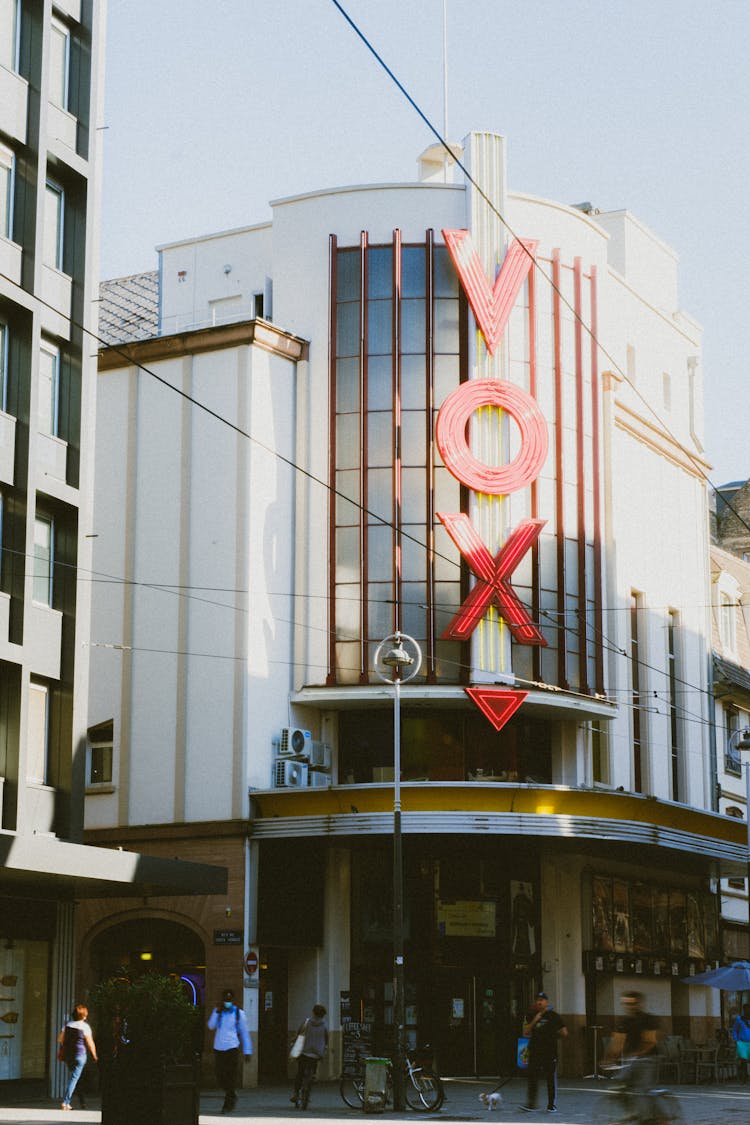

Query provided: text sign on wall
[213,929,243,945]
[437,899,497,938]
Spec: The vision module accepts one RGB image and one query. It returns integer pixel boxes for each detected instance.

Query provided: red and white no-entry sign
[244,949,259,976]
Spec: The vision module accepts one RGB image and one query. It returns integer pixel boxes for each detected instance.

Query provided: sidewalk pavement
[0,1077,748,1124]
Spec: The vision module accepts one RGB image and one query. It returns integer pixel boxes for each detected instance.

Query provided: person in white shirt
[207,989,252,1114]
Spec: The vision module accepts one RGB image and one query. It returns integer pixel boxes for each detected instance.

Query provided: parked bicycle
[340,1051,445,1112]
[603,1063,683,1125]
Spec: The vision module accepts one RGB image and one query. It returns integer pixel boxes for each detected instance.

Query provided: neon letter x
[438,513,546,645]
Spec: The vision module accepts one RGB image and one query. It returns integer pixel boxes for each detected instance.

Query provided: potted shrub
[92,973,202,1125]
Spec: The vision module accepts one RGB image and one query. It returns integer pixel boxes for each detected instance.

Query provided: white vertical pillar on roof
[461,132,512,681]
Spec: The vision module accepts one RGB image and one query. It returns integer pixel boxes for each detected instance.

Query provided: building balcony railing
[725,750,743,776]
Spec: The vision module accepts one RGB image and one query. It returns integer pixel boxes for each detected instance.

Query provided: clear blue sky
[101,0,749,487]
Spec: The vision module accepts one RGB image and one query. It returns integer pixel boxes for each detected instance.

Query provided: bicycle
[602,1063,683,1125]
[340,1052,445,1111]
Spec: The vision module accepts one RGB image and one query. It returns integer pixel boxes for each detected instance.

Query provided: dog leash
[488,1075,513,1095]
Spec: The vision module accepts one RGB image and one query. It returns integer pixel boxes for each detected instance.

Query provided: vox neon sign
[436,230,548,647]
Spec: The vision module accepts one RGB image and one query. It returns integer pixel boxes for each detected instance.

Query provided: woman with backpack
[57,1002,98,1111]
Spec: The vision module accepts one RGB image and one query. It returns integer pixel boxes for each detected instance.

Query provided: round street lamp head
[373,632,423,685]
[382,643,414,670]
[738,728,750,752]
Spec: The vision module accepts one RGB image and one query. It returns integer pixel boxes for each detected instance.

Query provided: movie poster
[631,885,653,955]
[592,876,613,951]
[510,881,536,957]
[653,890,670,953]
[669,890,686,956]
[703,895,719,960]
[686,892,705,960]
[613,879,631,953]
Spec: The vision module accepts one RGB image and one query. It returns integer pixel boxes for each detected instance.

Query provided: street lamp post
[374,632,422,1112]
[728,727,750,936]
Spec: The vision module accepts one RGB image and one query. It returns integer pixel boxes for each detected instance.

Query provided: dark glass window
[331,240,462,685]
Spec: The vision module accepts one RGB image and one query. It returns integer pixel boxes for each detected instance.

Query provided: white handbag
[290,1022,307,1059]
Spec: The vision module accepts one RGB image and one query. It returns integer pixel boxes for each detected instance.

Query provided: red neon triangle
[465,688,528,731]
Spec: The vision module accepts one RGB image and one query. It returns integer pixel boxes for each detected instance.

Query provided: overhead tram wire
[0,7,735,713]
[328,0,746,535]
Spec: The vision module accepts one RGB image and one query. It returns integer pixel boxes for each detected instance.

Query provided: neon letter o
[435,380,548,495]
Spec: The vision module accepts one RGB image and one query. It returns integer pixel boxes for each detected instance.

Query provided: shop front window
[338,708,551,785]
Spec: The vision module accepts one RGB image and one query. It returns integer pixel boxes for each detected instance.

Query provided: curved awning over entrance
[249,784,748,878]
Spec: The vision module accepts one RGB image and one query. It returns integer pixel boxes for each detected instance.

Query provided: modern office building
[86,133,745,1082]
[0,0,224,1091]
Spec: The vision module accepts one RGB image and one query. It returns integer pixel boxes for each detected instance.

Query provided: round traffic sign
[245,949,259,976]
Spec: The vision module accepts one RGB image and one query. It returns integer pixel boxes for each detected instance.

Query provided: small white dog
[478,1091,503,1110]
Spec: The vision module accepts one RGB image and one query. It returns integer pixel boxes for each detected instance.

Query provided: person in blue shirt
[732,1003,750,1084]
[207,989,252,1114]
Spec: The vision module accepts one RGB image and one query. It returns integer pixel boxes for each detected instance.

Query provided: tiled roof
[98,271,159,346]
[714,654,750,698]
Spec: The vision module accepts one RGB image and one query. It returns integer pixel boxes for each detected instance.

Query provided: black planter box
[100,1056,200,1125]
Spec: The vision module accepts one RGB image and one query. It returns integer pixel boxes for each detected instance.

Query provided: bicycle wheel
[407,1072,444,1112]
[340,1075,365,1108]
[404,1073,424,1111]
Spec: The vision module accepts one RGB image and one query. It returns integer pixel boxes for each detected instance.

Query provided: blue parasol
[682,961,750,990]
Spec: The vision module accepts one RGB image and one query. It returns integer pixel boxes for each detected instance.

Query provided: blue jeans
[63,1057,86,1105]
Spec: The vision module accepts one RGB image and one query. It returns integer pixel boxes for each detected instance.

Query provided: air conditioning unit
[278,727,312,757]
[309,742,331,770]
[273,759,308,788]
[308,769,330,789]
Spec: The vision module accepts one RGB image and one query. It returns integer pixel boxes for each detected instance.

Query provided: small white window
[27,680,50,784]
[208,295,242,326]
[87,720,113,786]
[724,707,742,775]
[32,514,53,606]
[43,181,64,271]
[252,292,265,319]
[719,591,737,655]
[49,17,70,110]
[0,0,21,72]
[662,371,671,411]
[626,343,636,384]
[715,569,740,656]
[38,341,60,436]
[0,143,14,241]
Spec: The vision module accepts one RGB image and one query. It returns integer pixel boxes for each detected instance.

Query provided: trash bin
[363,1057,390,1113]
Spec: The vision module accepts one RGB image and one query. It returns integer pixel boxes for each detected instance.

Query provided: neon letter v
[442,231,538,356]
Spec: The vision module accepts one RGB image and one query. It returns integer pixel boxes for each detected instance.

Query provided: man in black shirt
[521,992,567,1114]
[602,990,660,1090]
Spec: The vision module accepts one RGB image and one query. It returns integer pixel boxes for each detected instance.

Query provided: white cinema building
[83,133,743,1082]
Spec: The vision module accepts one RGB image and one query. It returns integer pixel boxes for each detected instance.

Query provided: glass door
[0,947,23,1080]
